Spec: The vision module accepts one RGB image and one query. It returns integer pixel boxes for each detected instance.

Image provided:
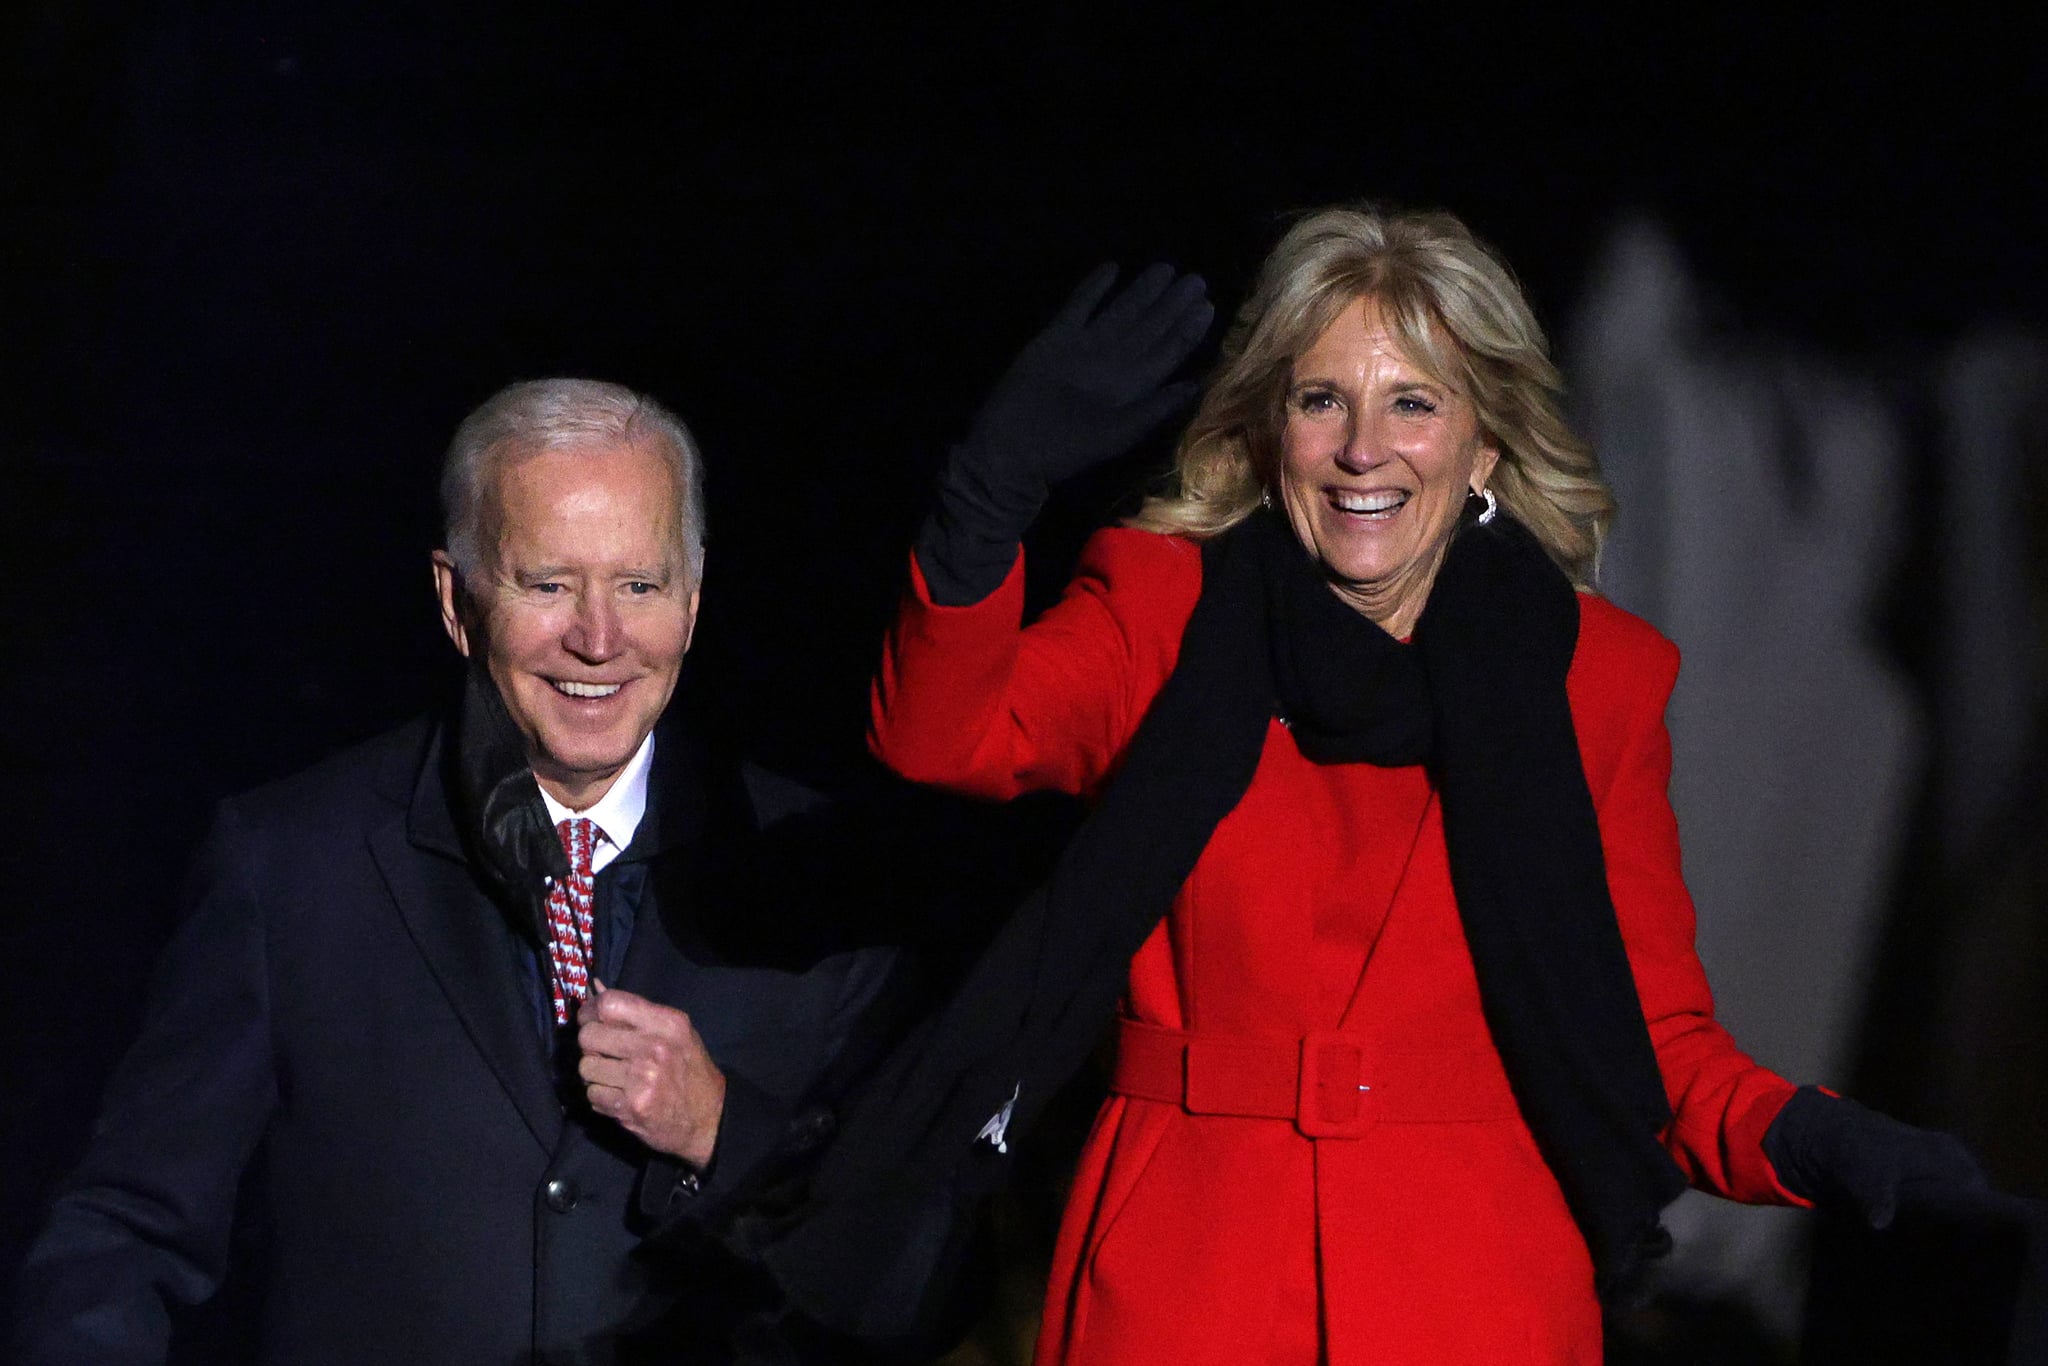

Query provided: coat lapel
[607,716,722,983]
[1335,774,1436,1030]
[604,720,783,1046]
[370,731,563,1153]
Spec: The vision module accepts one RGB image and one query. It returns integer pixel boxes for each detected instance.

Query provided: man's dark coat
[14,709,898,1366]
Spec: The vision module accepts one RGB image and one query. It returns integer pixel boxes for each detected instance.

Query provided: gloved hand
[1763,1085,1990,1229]
[917,262,1213,605]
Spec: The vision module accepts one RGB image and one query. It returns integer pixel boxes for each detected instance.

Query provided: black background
[5,2,2045,1352]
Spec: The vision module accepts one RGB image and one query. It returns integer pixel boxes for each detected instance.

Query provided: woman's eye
[1394,395,1437,415]
[1293,388,1340,414]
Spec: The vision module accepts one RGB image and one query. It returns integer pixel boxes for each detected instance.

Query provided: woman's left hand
[1763,1085,1990,1229]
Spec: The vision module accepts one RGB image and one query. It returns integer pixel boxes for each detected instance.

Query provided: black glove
[1763,1086,1990,1230]
[916,262,1213,605]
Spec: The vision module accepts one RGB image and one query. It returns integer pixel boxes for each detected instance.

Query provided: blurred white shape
[1567,219,1923,1333]
[1936,335,2048,861]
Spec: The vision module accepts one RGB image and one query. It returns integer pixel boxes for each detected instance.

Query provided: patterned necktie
[545,817,600,1026]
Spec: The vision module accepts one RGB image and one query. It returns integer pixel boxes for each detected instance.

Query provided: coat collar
[373,739,563,1151]
[373,705,737,1152]
[397,707,725,861]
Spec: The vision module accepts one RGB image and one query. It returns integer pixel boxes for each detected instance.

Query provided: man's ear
[431,550,473,658]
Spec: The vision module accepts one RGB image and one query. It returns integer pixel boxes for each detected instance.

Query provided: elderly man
[15,379,897,1365]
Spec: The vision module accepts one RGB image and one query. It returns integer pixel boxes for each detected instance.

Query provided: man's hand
[576,982,726,1169]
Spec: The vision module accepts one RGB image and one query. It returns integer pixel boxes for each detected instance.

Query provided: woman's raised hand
[918,264,1213,606]
[965,263,1213,490]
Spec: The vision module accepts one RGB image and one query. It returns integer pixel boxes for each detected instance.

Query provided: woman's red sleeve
[868,529,1201,802]
[1574,598,1813,1207]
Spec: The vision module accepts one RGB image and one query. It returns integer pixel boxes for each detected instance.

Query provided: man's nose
[563,590,622,662]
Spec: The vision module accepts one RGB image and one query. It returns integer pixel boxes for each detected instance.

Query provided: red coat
[871,527,1807,1365]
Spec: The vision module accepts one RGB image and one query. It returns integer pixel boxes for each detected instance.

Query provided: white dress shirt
[538,733,654,875]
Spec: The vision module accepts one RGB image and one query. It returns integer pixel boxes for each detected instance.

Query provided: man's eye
[626,582,658,595]
[532,582,566,594]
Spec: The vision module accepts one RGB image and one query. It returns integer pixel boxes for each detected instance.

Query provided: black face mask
[445,661,566,945]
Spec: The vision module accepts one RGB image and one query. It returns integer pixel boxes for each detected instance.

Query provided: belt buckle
[1296,1031,1375,1139]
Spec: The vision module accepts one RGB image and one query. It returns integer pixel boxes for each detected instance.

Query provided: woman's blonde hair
[1129,204,1612,584]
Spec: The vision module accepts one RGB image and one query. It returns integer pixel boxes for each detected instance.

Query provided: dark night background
[4,4,2045,1361]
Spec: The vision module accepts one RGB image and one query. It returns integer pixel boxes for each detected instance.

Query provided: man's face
[434,439,698,809]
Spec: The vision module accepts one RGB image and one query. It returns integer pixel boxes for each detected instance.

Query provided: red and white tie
[546,817,599,1026]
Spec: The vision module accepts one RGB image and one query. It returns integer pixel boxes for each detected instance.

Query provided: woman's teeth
[1331,490,1408,516]
[552,680,622,699]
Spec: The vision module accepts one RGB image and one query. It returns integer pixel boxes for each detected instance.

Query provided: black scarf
[757,509,1686,1344]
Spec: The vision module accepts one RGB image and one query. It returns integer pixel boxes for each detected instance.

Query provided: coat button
[544,1178,580,1213]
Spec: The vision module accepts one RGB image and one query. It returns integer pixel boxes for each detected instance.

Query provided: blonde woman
[839,206,1984,1363]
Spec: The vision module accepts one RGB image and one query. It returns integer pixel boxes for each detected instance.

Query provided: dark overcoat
[15,710,899,1366]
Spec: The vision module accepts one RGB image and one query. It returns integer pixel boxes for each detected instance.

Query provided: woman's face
[1276,295,1498,637]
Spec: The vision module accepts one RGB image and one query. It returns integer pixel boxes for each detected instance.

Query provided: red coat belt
[1109,1018,1525,1139]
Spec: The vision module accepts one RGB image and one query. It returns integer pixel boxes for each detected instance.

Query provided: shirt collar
[538,732,655,854]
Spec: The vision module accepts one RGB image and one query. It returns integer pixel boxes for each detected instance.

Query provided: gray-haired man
[16,379,896,1365]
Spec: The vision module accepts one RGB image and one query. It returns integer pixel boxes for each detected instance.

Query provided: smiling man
[16,379,898,1365]
[434,404,701,811]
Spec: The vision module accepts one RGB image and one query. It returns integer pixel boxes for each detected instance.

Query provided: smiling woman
[1130,205,1610,598]
[842,203,1990,1365]
[1275,297,1499,636]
